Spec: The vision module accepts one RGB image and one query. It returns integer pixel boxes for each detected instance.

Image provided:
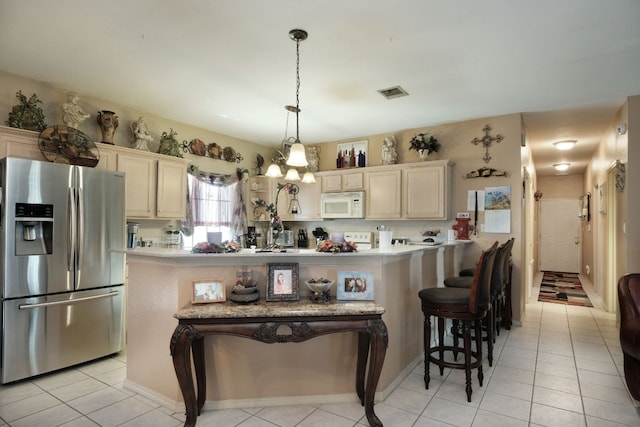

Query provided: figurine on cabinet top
[381,135,398,165]
[62,92,90,129]
[130,116,154,151]
[307,146,320,172]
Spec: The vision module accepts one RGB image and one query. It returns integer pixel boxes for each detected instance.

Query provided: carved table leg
[192,334,206,414]
[170,324,199,427]
[356,331,371,405]
[364,319,388,427]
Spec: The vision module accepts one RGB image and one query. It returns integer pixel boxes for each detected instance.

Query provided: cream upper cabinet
[292,179,322,220]
[321,171,364,192]
[363,160,453,220]
[0,126,46,161]
[365,168,402,219]
[116,151,188,220]
[403,162,452,219]
[117,154,157,218]
[156,159,187,218]
[95,144,118,170]
[321,175,342,192]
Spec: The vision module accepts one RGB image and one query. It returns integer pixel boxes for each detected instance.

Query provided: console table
[170,300,388,427]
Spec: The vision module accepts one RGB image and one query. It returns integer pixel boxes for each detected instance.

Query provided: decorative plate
[223,146,236,162]
[38,125,100,167]
[207,143,221,159]
[187,138,207,156]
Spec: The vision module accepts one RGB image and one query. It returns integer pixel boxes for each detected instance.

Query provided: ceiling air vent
[377,86,409,99]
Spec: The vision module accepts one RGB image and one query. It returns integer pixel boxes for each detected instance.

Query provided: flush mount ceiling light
[553,163,570,171]
[553,140,577,151]
[265,29,314,182]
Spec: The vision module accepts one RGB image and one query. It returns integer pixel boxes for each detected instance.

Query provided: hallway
[1,294,639,426]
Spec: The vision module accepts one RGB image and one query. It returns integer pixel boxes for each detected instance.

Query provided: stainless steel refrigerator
[0,157,126,383]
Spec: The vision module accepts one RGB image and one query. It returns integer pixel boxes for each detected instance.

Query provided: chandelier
[265,29,315,183]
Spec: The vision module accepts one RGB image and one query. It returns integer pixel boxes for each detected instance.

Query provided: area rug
[538,271,593,307]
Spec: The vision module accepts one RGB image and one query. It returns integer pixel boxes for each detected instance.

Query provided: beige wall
[583,95,638,310]
[0,70,272,178]
[1,70,528,322]
[312,114,526,321]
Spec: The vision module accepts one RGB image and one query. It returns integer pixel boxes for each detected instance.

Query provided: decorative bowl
[305,279,334,293]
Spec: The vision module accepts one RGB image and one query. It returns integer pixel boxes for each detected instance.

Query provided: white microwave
[320,191,365,219]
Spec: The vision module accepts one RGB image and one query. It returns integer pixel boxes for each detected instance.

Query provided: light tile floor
[1,291,640,426]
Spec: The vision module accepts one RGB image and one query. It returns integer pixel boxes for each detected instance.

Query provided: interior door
[539,199,581,273]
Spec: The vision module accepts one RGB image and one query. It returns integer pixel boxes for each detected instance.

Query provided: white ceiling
[1,1,639,176]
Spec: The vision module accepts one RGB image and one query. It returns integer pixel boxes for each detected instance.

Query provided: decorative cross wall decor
[470,124,504,163]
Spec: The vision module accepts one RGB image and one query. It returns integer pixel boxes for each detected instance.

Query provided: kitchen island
[123,242,470,412]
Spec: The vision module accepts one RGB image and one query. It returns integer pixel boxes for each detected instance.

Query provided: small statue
[130,116,154,151]
[307,146,320,172]
[381,135,398,165]
[255,153,264,175]
[97,110,118,144]
[62,92,90,129]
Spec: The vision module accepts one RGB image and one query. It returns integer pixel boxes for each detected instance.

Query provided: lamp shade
[265,163,283,178]
[286,142,309,167]
[553,163,570,171]
[301,171,316,183]
[284,168,301,181]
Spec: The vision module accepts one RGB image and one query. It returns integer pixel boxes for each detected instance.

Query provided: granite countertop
[175,300,385,319]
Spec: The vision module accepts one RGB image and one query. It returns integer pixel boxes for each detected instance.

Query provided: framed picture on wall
[192,279,226,304]
[337,140,368,167]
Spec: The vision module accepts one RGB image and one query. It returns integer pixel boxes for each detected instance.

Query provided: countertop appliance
[0,157,126,383]
[275,229,295,247]
[344,231,374,249]
[320,191,365,219]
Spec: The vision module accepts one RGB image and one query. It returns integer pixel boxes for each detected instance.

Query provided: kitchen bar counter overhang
[123,242,470,412]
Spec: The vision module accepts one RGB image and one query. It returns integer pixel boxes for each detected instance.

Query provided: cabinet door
[156,159,187,219]
[294,180,321,220]
[365,169,401,219]
[321,175,342,192]
[403,165,447,219]
[117,155,156,218]
[342,172,364,191]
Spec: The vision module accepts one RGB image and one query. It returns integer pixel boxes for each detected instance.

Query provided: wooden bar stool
[442,238,515,365]
[418,241,498,402]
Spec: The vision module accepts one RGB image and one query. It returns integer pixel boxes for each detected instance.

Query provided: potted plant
[409,132,440,160]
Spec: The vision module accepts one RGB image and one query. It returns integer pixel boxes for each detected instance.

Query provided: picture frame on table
[336,270,374,301]
[192,279,226,304]
[267,263,299,301]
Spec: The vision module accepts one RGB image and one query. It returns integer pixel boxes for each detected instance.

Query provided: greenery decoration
[408,132,440,154]
[6,90,47,132]
[158,128,184,158]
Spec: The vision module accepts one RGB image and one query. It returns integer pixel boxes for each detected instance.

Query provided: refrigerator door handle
[67,187,76,272]
[18,291,120,310]
[77,186,84,272]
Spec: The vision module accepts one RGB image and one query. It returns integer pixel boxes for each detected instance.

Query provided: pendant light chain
[295,36,301,143]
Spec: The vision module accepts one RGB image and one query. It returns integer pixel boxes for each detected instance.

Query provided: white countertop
[123,240,471,259]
